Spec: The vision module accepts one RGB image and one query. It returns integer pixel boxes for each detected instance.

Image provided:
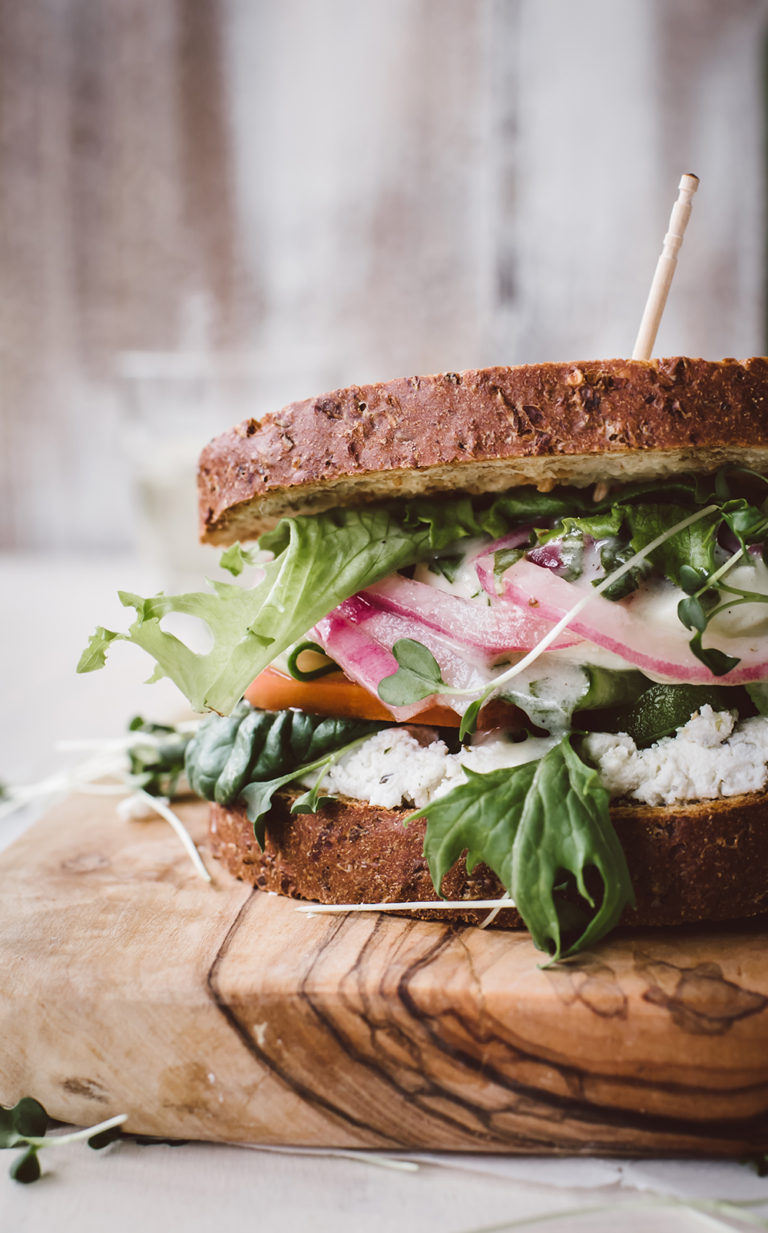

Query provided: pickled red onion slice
[480,556,768,684]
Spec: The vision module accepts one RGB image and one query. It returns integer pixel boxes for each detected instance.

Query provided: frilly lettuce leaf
[79,496,540,714]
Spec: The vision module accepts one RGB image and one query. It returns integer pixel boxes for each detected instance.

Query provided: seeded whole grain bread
[200,355,768,934]
[208,788,768,930]
[199,356,768,543]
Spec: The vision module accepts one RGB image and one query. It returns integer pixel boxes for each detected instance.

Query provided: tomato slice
[245,667,523,731]
[244,667,460,724]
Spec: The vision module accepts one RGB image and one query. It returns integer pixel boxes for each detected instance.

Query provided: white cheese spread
[584,706,768,806]
[312,705,768,812]
[316,728,556,811]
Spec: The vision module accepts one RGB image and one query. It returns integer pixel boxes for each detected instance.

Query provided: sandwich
[79,355,768,959]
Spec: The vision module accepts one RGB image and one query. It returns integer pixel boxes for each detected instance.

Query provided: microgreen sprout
[0,1098,127,1184]
[0,720,210,881]
[379,505,721,735]
[678,541,768,674]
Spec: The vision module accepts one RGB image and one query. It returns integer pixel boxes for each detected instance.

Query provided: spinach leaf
[185,703,384,806]
[409,737,633,959]
[185,704,387,843]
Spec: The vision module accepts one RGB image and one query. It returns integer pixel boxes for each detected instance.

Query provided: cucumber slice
[622,683,735,749]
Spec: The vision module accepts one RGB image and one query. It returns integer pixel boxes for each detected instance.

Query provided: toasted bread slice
[208,788,768,930]
[198,357,768,544]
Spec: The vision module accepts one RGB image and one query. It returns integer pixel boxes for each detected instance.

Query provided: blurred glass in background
[117,350,259,588]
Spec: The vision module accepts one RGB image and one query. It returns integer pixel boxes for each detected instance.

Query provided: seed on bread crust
[198,357,768,544]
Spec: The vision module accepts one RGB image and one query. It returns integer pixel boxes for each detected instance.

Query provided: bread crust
[198,356,768,543]
[208,788,768,930]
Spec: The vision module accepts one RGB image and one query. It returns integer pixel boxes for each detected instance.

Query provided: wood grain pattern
[2,794,768,1154]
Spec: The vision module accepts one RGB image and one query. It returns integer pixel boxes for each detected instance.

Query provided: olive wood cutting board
[1,793,768,1156]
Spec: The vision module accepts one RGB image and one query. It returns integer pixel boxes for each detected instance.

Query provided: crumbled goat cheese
[312,706,768,811]
[584,706,768,806]
[317,728,556,810]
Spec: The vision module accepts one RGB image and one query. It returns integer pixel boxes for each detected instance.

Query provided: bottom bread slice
[208,789,768,929]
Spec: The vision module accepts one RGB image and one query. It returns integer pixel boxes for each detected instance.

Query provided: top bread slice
[198,356,768,544]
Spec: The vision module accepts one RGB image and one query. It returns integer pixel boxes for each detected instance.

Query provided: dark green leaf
[12,1097,48,1140]
[459,699,482,740]
[577,668,647,713]
[722,500,768,548]
[186,704,384,807]
[0,1097,48,1147]
[483,487,594,532]
[624,504,718,588]
[427,554,463,584]
[493,546,526,577]
[599,476,700,509]
[410,738,633,959]
[556,508,624,540]
[689,633,741,677]
[185,702,257,802]
[88,1125,124,1150]
[510,738,633,958]
[677,596,707,633]
[10,1148,41,1184]
[239,778,289,843]
[378,639,445,707]
[679,564,708,595]
[187,704,386,844]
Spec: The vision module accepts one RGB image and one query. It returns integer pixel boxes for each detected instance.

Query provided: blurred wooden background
[2,0,768,553]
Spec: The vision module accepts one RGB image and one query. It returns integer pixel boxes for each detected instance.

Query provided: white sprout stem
[56,723,200,753]
[26,1113,128,1149]
[241,1144,419,1173]
[296,898,515,914]
[705,544,747,591]
[478,892,512,930]
[133,788,212,883]
[0,750,139,821]
[458,1194,768,1233]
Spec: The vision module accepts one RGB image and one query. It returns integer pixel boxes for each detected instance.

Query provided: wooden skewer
[632,172,699,361]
